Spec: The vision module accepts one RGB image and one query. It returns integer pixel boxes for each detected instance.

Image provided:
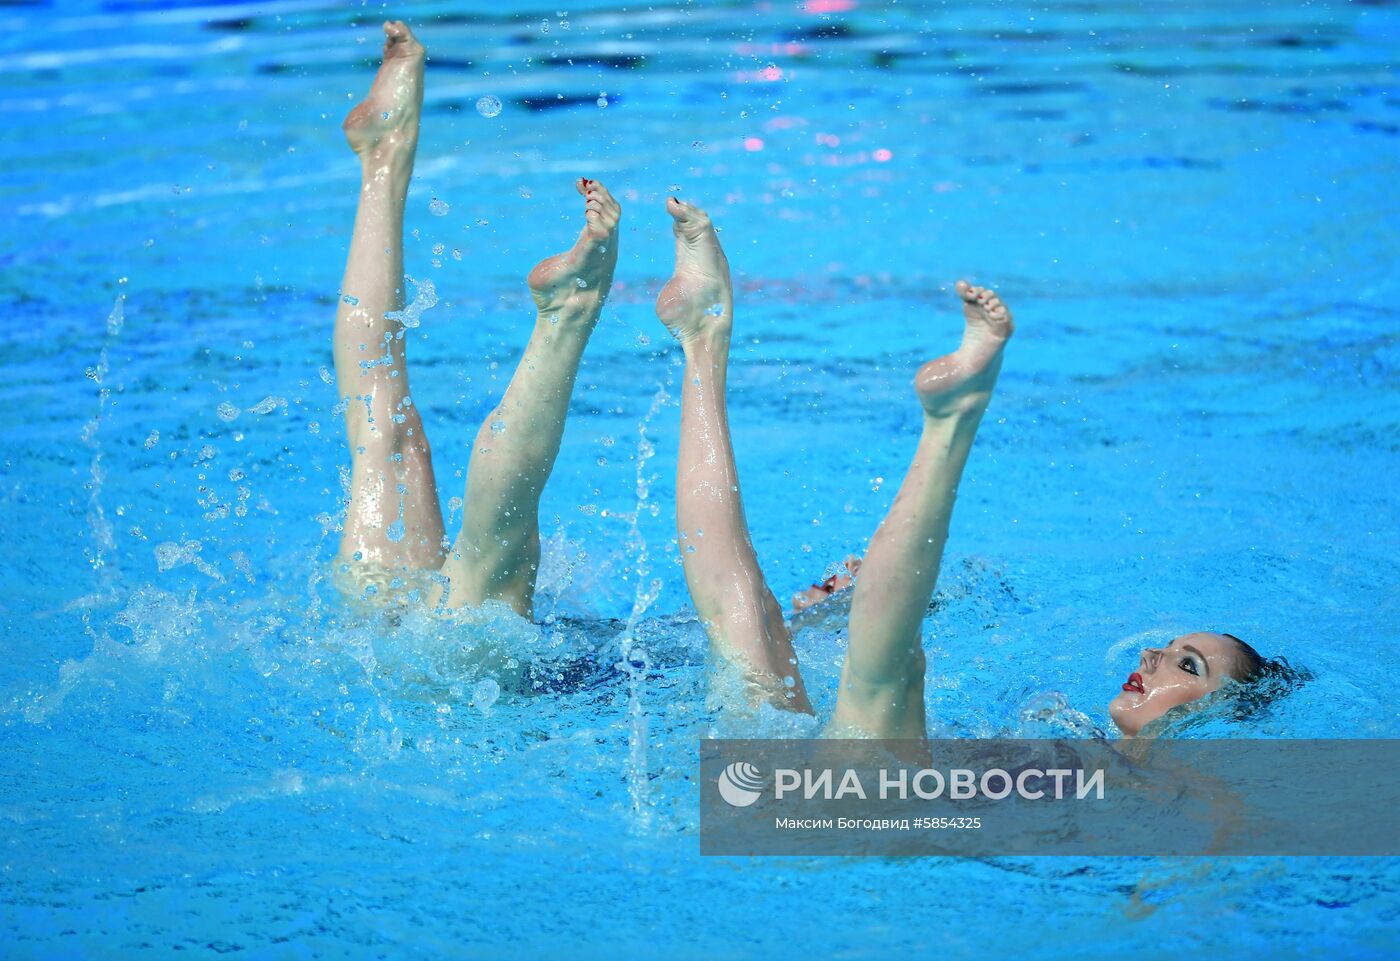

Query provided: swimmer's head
[791,556,861,613]
[1108,631,1284,737]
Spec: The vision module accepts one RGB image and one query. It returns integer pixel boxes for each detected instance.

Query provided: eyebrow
[1182,644,1210,676]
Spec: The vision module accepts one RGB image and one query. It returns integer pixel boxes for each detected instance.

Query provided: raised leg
[436,180,622,617]
[333,21,446,575]
[834,282,1013,739]
[655,197,812,712]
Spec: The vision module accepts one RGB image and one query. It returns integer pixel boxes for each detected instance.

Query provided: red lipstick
[1122,672,1145,694]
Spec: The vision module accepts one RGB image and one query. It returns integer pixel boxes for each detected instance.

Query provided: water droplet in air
[144,430,160,449]
[490,419,507,434]
[575,278,588,288]
[381,110,390,120]
[476,95,502,118]
[432,242,445,255]
[429,198,450,216]
[596,94,608,108]
[384,276,438,329]
[217,403,240,423]
[386,519,405,542]
[705,303,723,316]
[471,678,501,714]
[342,294,360,306]
[518,187,532,199]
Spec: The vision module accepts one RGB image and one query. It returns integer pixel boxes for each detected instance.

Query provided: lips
[1122,672,1145,694]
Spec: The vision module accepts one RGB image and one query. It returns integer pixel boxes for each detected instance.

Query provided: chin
[1108,696,1137,737]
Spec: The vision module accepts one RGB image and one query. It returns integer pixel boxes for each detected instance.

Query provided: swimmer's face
[1109,632,1244,737]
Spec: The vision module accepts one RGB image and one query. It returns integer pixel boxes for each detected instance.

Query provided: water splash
[80,293,124,583]
[616,384,672,830]
[384,276,438,330]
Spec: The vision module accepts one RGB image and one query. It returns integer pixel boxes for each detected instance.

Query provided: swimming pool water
[2,0,1398,957]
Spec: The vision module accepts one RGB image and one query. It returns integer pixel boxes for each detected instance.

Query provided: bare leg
[334,22,446,574]
[655,197,812,713]
[834,282,1013,739]
[436,180,622,617]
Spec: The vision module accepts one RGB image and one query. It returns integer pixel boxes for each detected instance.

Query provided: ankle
[359,147,415,186]
[534,294,603,332]
[680,326,732,358]
[920,404,987,442]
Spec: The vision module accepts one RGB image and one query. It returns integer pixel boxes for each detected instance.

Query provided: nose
[1139,647,1161,672]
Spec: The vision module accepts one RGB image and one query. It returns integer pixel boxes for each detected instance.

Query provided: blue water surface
[2,0,1398,957]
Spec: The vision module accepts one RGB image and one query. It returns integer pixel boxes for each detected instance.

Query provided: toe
[957,281,978,302]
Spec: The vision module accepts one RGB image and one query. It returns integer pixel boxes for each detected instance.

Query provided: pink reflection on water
[744,137,766,152]
[804,0,856,12]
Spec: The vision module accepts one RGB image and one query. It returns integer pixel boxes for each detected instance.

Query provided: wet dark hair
[1218,632,1310,720]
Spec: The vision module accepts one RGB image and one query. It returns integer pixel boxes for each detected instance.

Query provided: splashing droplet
[471,678,501,714]
[216,402,240,423]
[705,303,724,316]
[575,278,588,288]
[490,419,507,434]
[475,95,502,118]
[428,198,450,216]
[384,276,438,329]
